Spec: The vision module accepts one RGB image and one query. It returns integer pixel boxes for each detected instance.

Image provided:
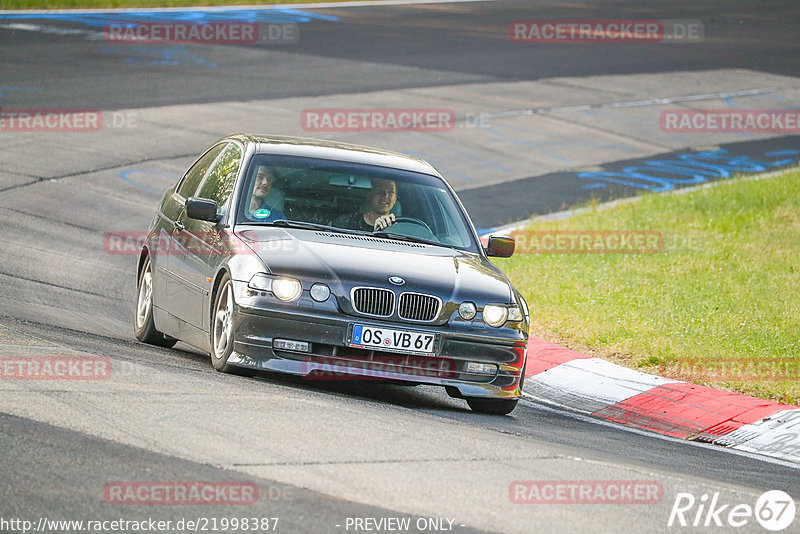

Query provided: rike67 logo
[668,490,796,531]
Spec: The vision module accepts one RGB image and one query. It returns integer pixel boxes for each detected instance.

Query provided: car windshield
[236,154,479,252]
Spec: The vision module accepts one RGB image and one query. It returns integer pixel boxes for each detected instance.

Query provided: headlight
[249,274,303,301]
[272,278,303,302]
[248,273,272,292]
[482,304,509,327]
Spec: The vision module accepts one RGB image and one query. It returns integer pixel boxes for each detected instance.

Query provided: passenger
[248,166,286,222]
[332,178,397,232]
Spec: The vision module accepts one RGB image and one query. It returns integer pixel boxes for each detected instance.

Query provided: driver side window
[196,143,242,212]
[178,143,226,198]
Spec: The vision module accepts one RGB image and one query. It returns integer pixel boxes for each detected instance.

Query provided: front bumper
[230,299,527,399]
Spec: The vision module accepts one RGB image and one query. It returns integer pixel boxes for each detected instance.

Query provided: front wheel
[134,256,177,348]
[210,273,237,373]
[466,397,519,415]
[210,273,254,377]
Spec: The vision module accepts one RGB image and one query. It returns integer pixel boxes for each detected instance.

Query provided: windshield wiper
[248,219,445,246]
[268,219,362,235]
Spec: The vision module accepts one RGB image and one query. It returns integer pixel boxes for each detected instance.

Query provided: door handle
[175,221,185,232]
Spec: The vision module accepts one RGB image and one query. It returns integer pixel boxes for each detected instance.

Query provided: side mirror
[486,236,515,258]
[186,197,222,222]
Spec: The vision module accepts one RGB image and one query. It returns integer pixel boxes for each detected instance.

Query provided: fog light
[310,283,331,302]
[273,339,310,352]
[459,301,477,320]
[466,362,497,375]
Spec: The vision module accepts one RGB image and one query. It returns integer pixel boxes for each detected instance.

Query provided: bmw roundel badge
[389,276,405,285]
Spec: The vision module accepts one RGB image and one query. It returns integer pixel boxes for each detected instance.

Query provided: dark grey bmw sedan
[135,134,529,414]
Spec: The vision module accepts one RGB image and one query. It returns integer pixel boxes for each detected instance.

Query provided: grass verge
[495,168,800,405]
[2,0,359,9]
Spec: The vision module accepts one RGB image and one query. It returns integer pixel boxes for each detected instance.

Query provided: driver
[333,178,397,232]
[248,166,286,222]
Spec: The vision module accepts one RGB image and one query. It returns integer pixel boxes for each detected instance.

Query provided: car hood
[236,227,513,305]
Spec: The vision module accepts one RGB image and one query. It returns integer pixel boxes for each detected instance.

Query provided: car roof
[229,134,443,177]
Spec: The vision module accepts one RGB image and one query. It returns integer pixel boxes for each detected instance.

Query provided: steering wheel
[390,217,434,234]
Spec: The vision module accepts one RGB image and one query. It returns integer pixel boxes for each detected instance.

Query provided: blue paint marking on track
[0,85,43,99]
[0,8,338,68]
[763,149,800,165]
[100,45,217,67]
[0,8,339,26]
[273,8,340,23]
[120,169,178,194]
[723,92,790,110]
[578,148,800,191]
[0,85,43,92]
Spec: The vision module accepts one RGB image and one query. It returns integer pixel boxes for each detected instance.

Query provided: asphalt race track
[1,1,800,533]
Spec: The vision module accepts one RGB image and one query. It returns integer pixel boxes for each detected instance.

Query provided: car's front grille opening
[351,287,395,317]
[398,292,441,322]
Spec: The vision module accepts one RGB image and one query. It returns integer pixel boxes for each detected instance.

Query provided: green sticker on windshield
[253,208,271,219]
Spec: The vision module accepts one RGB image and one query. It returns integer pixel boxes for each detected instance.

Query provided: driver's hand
[374,213,396,231]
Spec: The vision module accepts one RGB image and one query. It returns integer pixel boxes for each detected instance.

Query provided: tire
[209,273,249,374]
[134,256,178,348]
[466,397,519,415]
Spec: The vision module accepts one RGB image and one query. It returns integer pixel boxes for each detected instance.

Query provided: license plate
[350,324,437,357]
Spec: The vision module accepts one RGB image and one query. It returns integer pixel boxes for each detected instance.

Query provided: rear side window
[177,143,226,198]
[196,143,242,210]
